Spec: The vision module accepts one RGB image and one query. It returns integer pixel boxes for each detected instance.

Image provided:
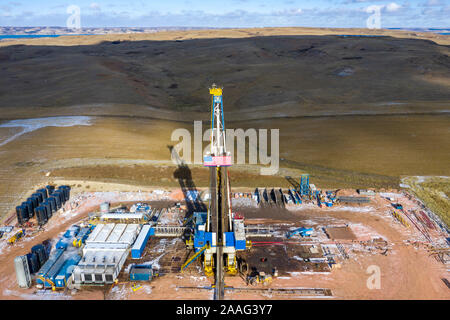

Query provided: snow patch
[0,116,92,147]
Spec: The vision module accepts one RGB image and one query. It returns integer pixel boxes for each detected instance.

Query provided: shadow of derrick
[168,145,207,218]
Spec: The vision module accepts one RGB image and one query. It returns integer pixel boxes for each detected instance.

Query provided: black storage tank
[16,206,24,225]
[32,192,43,204]
[43,199,52,219]
[31,244,47,266]
[20,205,29,223]
[48,196,57,212]
[56,189,66,204]
[27,197,36,210]
[28,252,40,273]
[30,195,39,208]
[52,191,63,208]
[59,185,70,202]
[23,201,34,219]
[46,185,55,196]
[37,188,47,200]
[36,207,46,226]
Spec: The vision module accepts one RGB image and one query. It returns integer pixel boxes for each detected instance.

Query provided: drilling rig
[182,84,249,300]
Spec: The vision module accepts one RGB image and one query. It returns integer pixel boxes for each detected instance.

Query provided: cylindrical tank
[32,192,43,204]
[20,205,29,223]
[46,198,55,214]
[51,194,61,209]
[27,197,36,210]
[30,195,39,208]
[65,185,71,201]
[42,200,52,219]
[20,203,29,220]
[48,196,57,212]
[23,201,34,219]
[31,244,47,266]
[37,188,47,200]
[46,185,55,196]
[100,202,110,213]
[29,252,40,273]
[16,206,23,225]
[36,207,46,226]
[53,191,63,207]
[57,188,67,204]
[41,205,49,222]
[59,185,71,202]
[14,256,32,288]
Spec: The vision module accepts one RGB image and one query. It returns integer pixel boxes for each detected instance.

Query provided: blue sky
[0,0,448,28]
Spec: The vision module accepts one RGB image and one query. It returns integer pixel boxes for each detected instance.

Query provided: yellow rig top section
[209,85,222,96]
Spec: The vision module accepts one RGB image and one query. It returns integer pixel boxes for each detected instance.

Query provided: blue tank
[32,192,43,204]
[46,185,55,195]
[20,204,29,222]
[52,192,63,208]
[25,200,34,218]
[26,252,40,274]
[46,198,55,214]
[42,200,52,219]
[31,244,48,266]
[48,196,58,211]
[30,195,39,208]
[27,197,36,209]
[16,206,24,225]
[37,188,48,200]
[36,207,46,226]
[20,203,29,220]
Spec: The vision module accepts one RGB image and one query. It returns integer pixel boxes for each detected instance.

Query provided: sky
[0,0,448,28]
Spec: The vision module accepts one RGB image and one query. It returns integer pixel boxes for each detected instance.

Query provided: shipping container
[131,225,153,259]
[129,265,153,281]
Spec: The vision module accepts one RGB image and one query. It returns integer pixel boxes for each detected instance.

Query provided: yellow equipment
[248,272,272,286]
[181,244,209,272]
[204,255,214,277]
[209,86,223,96]
[8,229,24,244]
[131,284,143,292]
[392,210,410,227]
[226,256,238,275]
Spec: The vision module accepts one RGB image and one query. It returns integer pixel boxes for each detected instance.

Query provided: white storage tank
[14,255,32,288]
[100,202,110,213]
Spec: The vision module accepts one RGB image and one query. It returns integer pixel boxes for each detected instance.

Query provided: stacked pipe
[15,185,71,226]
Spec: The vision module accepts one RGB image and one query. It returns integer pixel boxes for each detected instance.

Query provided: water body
[0,35,61,40]
[0,116,92,147]
[0,34,94,40]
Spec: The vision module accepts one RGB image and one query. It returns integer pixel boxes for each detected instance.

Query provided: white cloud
[385,3,402,12]
[423,0,441,6]
[90,2,101,11]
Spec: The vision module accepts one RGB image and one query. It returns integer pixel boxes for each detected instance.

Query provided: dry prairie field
[0,27,449,222]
